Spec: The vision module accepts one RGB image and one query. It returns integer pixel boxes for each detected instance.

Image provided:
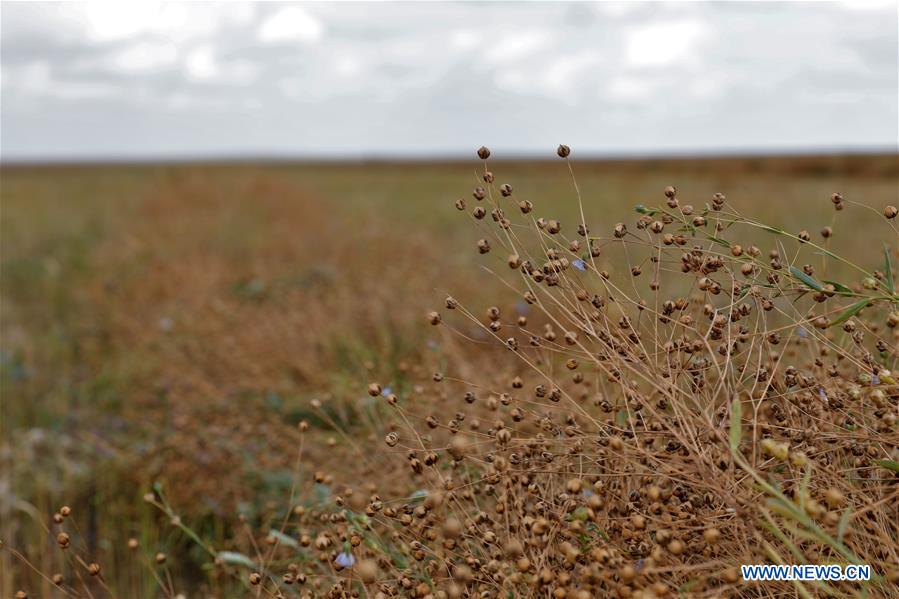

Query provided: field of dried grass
[2,153,897,598]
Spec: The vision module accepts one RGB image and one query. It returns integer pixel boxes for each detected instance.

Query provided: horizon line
[1,145,897,167]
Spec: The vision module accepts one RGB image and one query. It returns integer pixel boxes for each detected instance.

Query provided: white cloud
[112,41,178,72]
[542,51,603,95]
[626,20,706,67]
[78,2,167,42]
[1,2,895,158]
[185,46,218,80]
[258,6,323,44]
[449,30,480,51]
[335,56,361,78]
[485,31,551,64]
[606,76,656,102]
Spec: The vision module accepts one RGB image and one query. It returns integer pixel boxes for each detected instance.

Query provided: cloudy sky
[1,1,896,160]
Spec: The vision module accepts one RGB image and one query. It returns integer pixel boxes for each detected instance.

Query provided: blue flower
[798,327,808,338]
[818,388,827,402]
[335,552,355,568]
[872,374,880,386]
[573,259,586,272]
[381,385,393,397]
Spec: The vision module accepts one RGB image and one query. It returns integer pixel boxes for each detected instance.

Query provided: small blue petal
[573,259,586,272]
[872,375,880,386]
[335,552,355,568]
[798,327,808,338]
[381,386,393,397]
[818,388,827,401]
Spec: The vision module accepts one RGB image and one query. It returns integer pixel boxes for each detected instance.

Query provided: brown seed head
[357,559,379,583]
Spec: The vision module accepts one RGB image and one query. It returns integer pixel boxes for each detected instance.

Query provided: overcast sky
[1,1,896,160]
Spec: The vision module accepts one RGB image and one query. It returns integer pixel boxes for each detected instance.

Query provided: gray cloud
[1,1,896,160]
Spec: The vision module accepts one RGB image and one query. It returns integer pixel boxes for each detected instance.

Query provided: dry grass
[2,153,897,597]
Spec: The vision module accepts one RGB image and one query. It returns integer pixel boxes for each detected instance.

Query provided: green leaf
[828,299,870,328]
[874,459,899,473]
[789,266,824,292]
[836,508,852,543]
[729,396,742,452]
[267,529,300,549]
[217,551,257,569]
[634,204,649,214]
[883,244,895,293]
[761,225,786,235]
[707,236,731,248]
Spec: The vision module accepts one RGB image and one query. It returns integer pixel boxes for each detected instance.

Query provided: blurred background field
[2,153,897,593]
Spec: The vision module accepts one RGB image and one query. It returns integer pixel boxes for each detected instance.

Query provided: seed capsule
[557,144,570,158]
[477,146,491,159]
